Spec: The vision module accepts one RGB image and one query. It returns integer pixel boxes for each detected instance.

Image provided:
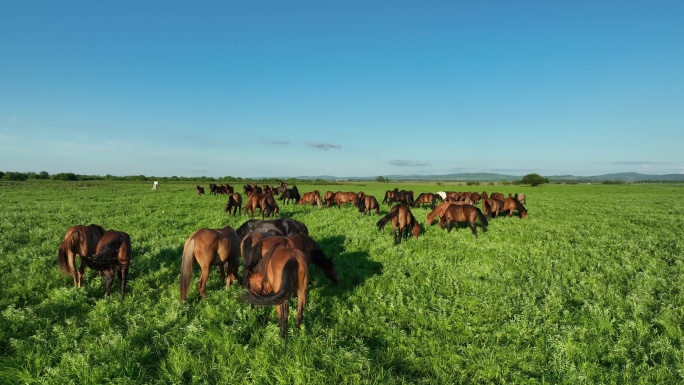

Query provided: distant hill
[290,172,684,183]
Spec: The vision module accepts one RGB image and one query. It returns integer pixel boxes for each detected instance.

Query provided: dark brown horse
[240,244,310,337]
[437,204,488,238]
[241,232,339,289]
[225,193,242,216]
[382,188,398,206]
[180,226,240,301]
[196,185,205,195]
[83,230,132,300]
[260,195,280,218]
[243,193,263,218]
[376,204,421,244]
[58,224,106,288]
[413,192,442,208]
[357,194,380,215]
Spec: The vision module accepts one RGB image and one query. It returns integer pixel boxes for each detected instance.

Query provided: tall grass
[0,180,683,384]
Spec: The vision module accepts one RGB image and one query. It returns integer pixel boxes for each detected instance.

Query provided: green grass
[1,180,683,384]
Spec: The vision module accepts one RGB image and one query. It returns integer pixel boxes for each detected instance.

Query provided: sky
[1,1,683,178]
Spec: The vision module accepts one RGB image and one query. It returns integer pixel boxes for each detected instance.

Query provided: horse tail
[241,234,262,270]
[482,199,491,218]
[84,236,124,271]
[57,235,76,275]
[376,210,399,231]
[475,207,489,231]
[241,258,299,306]
[179,237,196,301]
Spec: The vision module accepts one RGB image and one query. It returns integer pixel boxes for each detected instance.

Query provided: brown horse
[58,224,106,288]
[196,185,205,195]
[243,193,264,218]
[323,191,336,205]
[426,201,469,225]
[437,204,488,238]
[241,232,339,288]
[376,204,421,244]
[357,194,380,215]
[413,192,442,208]
[328,191,357,208]
[260,195,280,218]
[180,226,240,301]
[225,193,242,216]
[382,189,398,205]
[83,230,132,300]
[501,197,528,218]
[482,198,504,219]
[298,191,322,207]
[240,244,310,337]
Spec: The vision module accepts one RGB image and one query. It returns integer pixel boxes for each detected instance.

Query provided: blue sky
[1,1,682,178]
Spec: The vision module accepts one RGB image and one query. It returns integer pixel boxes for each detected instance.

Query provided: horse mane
[514,200,527,215]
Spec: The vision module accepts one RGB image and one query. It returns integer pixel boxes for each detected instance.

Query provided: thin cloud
[306,142,341,151]
[612,161,672,166]
[262,140,290,145]
[390,160,428,167]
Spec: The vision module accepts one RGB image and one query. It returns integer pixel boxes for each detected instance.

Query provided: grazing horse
[437,204,488,238]
[357,194,380,215]
[196,185,205,195]
[388,190,414,206]
[241,233,339,289]
[490,192,505,200]
[225,193,242,216]
[83,230,132,300]
[243,193,263,218]
[501,197,528,218]
[260,195,280,218]
[235,218,309,242]
[280,186,301,205]
[425,201,469,225]
[482,198,504,219]
[512,193,527,205]
[324,191,336,205]
[240,244,310,337]
[58,224,106,288]
[376,204,421,244]
[382,188,398,206]
[179,226,240,301]
[413,192,442,208]
[298,191,322,207]
[328,191,357,208]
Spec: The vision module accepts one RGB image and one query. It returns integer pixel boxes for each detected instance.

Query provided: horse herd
[56,183,527,337]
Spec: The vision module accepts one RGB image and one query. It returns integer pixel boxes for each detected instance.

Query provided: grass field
[1,180,683,384]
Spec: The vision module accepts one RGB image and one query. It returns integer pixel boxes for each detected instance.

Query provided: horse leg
[296,290,306,329]
[104,269,114,298]
[218,263,227,288]
[469,221,478,238]
[223,260,237,287]
[198,264,211,299]
[119,267,128,301]
[67,253,79,287]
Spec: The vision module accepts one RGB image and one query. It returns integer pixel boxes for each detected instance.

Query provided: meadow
[0,180,683,384]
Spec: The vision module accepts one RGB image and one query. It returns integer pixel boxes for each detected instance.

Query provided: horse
[298,191,322,207]
[490,192,505,200]
[501,197,528,218]
[437,204,488,238]
[235,218,309,242]
[58,224,107,288]
[357,194,380,215]
[179,226,240,301]
[388,190,414,206]
[511,193,527,205]
[196,185,205,195]
[481,198,504,219]
[225,193,242,216]
[376,204,421,244]
[241,232,338,288]
[413,192,442,208]
[243,193,264,218]
[323,191,336,205]
[328,191,357,208]
[259,195,280,218]
[240,244,310,337]
[83,230,132,300]
[425,201,469,225]
[280,186,300,205]
[382,188,398,206]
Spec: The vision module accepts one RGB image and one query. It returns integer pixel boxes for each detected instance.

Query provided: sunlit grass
[1,180,683,383]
